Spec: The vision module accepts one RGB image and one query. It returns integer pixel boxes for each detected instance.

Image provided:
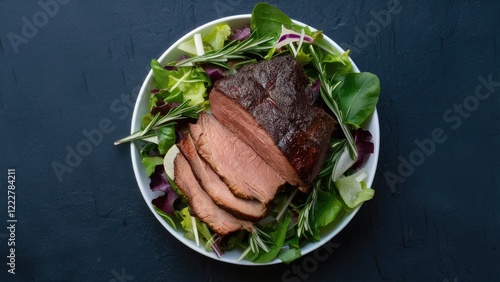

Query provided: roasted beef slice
[210,55,337,189]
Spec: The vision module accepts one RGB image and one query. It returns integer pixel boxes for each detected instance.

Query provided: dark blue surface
[1,0,499,281]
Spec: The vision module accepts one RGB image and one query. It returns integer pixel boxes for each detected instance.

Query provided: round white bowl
[130,14,380,265]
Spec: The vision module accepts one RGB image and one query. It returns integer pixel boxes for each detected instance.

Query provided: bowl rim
[130,14,380,266]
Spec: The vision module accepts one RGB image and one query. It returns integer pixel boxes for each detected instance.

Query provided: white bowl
[130,14,380,265]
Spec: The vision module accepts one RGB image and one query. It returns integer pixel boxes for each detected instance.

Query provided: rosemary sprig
[309,45,358,159]
[114,99,202,145]
[174,35,275,67]
[319,139,348,178]
[296,180,320,238]
[237,227,273,262]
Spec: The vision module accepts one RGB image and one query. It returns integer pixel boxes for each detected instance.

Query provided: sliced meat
[190,113,285,204]
[210,91,302,187]
[210,55,337,189]
[178,133,268,221]
[174,153,253,235]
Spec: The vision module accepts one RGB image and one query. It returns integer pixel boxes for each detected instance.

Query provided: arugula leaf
[323,51,353,75]
[335,72,380,128]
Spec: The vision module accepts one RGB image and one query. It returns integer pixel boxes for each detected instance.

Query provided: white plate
[130,15,380,265]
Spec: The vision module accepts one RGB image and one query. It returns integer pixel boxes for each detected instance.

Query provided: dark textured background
[1,0,499,281]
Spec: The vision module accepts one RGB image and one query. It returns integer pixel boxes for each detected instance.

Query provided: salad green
[115,2,380,263]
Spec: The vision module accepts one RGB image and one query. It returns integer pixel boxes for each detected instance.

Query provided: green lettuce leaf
[141,156,164,177]
[178,24,232,55]
[177,207,195,240]
[335,169,375,208]
[203,24,231,51]
[151,59,170,89]
[167,67,208,107]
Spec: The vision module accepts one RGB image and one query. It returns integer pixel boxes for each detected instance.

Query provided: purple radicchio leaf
[164,65,177,71]
[230,25,251,41]
[202,65,227,84]
[150,165,179,215]
[352,129,374,170]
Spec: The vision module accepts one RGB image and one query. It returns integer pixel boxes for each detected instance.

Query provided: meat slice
[210,91,302,187]
[189,113,285,204]
[210,55,337,189]
[174,153,253,235]
[178,133,268,221]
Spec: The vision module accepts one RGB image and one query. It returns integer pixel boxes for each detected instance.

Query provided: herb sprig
[309,45,358,159]
[173,35,274,68]
[114,99,202,145]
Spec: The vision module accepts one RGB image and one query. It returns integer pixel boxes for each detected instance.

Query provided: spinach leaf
[157,125,176,155]
[335,72,380,128]
[313,190,342,237]
[251,3,293,40]
[278,246,302,264]
[153,205,177,231]
[250,210,292,263]
[251,3,323,42]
